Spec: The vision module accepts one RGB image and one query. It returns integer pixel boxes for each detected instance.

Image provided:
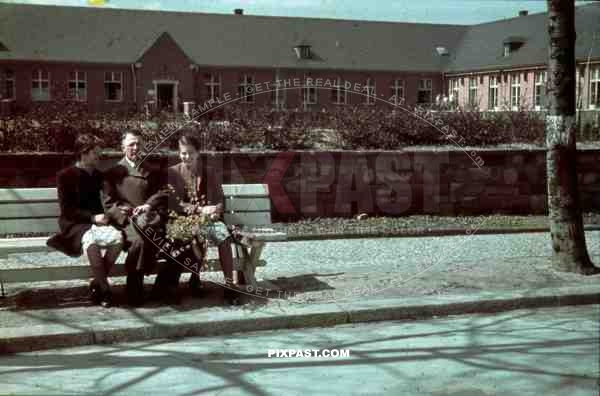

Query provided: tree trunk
[546,0,598,274]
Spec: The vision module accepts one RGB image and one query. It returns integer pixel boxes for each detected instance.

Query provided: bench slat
[0,259,266,283]
[0,188,58,202]
[0,218,59,235]
[224,212,271,226]
[222,184,269,197]
[0,203,60,219]
[225,197,271,212]
[0,230,286,258]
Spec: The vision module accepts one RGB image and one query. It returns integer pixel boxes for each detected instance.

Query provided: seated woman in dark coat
[157,132,241,305]
[47,134,125,307]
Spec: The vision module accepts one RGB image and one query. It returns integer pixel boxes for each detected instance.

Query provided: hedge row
[1,102,598,152]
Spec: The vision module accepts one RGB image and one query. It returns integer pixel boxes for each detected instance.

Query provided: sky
[1,0,596,25]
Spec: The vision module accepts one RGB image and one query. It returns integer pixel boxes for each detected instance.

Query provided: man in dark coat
[103,130,168,306]
[47,134,124,307]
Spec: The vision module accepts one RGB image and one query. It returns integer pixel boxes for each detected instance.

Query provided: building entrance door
[156,83,175,112]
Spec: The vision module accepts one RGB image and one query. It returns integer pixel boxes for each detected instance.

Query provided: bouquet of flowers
[164,183,211,242]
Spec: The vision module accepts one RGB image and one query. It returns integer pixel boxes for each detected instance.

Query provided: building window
[390,79,404,102]
[534,71,546,110]
[68,71,87,101]
[576,68,583,108]
[488,75,499,110]
[3,69,15,100]
[468,77,478,108]
[104,71,122,102]
[302,74,317,106]
[331,77,347,105]
[590,67,600,109]
[238,74,255,103]
[363,77,376,105]
[417,79,432,104]
[272,71,286,109]
[31,69,50,101]
[448,78,459,105]
[510,73,521,109]
[294,45,312,60]
[205,73,221,101]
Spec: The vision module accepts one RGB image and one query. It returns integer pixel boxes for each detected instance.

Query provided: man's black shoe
[223,287,242,306]
[189,274,204,297]
[100,290,113,308]
[126,272,145,307]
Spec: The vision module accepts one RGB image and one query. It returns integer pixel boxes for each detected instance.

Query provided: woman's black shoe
[89,280,102,305]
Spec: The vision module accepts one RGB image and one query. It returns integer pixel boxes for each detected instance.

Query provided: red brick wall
[1,59,445,113]
[2,150,600,221]
[1,60,134,112]
[137,33,195,109]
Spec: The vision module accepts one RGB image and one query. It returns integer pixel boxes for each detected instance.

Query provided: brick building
[0,3,598,114]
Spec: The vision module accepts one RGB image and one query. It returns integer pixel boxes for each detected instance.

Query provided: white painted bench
[0,184,286,297]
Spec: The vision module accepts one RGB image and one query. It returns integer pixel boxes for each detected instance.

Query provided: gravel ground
[2,230,600,308]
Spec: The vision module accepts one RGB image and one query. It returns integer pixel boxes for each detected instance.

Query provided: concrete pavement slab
[1,284,598,354]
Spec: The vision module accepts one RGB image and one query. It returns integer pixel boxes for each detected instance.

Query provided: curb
[1,285,598,355]
[284,225,600,241]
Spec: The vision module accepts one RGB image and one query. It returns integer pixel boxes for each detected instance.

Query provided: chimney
[518,10,528,17]
[234,8,243,15]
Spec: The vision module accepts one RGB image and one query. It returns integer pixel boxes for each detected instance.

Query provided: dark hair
[74,134,102,159]
[178,132,201,151]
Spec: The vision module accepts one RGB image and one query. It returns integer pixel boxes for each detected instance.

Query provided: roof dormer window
[436,46,449,56]
[502,36,525,57]
[294,44,312,60]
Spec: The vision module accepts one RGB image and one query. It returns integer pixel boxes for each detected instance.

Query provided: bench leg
[0,279,5,298]
[240,241,264,290]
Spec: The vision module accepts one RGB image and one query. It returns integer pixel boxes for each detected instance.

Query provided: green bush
[1,102,594,152]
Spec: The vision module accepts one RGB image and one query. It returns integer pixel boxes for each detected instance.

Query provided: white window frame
[448,78,459,105]
[417,79,432,104]
[488,75,499,110]
[271,70,286,109]
[302,73,317,107]
[391,79,405,102]
[104,71,123,102]
[331,76,347,105]
[590,67,600,109]
[468,77,478,108]
[68,71,87,102]
[31,69,50,101]
[3,69,15,100]
[363,77,376,105]
[238,74,255,103]
[510,73,521,110]
[205,73,221,101]
[533,71,546,110]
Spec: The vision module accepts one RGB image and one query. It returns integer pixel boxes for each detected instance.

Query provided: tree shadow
[0,307,596,395]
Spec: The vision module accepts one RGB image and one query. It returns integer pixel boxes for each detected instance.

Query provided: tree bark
[546,0,598,274]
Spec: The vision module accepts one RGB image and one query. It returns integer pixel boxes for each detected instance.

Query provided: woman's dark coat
[46,166,104,257]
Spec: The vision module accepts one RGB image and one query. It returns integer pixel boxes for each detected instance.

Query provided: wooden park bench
[0,184,286,298]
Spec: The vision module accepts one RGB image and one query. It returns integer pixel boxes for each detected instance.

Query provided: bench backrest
[0,184,271,235]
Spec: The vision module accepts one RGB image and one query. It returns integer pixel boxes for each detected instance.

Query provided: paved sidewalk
[1,305,597,396]
[1,231,600,354]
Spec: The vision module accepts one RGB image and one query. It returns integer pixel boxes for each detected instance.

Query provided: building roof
[0,3,467,72]
[0,3,598,74]
[444,3,600,73]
